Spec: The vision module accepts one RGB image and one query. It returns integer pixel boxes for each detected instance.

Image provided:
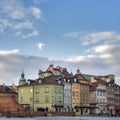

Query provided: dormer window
[28,81,30,85]
[39,79,42,84]
[74,78,77,82]
[68,79,70,83]
[64,78,66,82]
[58,80,61,84]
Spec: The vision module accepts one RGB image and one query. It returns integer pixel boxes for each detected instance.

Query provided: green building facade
[18,74,64,112]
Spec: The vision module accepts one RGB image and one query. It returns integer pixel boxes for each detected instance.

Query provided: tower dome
[19,70,26,85]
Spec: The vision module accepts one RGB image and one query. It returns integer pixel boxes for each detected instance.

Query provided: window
[64,78,66,82]
[20,89,23,94]
[55,87,59,93]
[72,99,75,103]
[59,96,62,102]
[81,86,83,90]
[45,87,49,93]
[72,85,75,88]
[68,85,71,89]
[84,86,87,90]
[97,91,99,96]
[59,88,62,93]
[35,96,39,102]
[74,78,77,82]
[76,99,79,103]
[20,97,23,102]
[30,88,33,93]
[68,79,70,83]
[30,97,32,102]
[39,80,42,84]
[35,87,39,93]
[45,96,49,102]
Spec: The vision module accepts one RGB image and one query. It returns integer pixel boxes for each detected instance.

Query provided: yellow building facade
[18,75,64,112]
[71,79,80,113]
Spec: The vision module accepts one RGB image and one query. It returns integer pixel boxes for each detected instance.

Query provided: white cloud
[14,21,33,29]
[0,49,19,55]
[38,43,44,50]
[61,56,88,63]
[0,0,43,38]
[17,30,39,38]
[0,0,25,20]
[0,53,119,85]
[64,32,81,39]
[30,6,42,19]
[64,31,120,46]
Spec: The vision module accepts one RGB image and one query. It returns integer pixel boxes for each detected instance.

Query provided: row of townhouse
[89,75,120,116]
[18,64,120,116]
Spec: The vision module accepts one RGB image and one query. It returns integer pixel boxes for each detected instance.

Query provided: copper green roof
[19,71,26,82]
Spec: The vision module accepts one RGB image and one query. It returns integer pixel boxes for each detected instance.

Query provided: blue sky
[0,0,120,85]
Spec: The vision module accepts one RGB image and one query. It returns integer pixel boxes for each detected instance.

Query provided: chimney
[47,64,54,72]
[76,69,81,75]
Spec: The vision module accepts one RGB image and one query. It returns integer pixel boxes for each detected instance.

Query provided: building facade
[63,78,72,112]
[18,74,64,112]
[75,69,90,115]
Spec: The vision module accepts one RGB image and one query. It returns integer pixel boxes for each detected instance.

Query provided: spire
[19,70,26,83]
[21,69,25,79]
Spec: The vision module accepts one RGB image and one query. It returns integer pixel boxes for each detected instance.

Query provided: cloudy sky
[0,0,120,85]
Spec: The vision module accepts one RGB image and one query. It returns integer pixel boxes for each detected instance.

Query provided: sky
[0,0,120,85]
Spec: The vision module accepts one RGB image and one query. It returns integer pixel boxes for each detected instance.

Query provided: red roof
[0,96,24,112]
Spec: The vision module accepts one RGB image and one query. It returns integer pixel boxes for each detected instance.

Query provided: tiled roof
[61,70,72,78]
[90,78,106,91]
[94,77,106,84]
[0,96,24,112]
[21,75,64,86]
[0,85,17,93]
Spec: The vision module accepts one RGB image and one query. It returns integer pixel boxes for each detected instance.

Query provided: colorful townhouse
[18,70,64,112]
[114,84,120,116]
[71,76,80,113]
[90,78,107,115]
[46,65,73,112]
[106,82,115,116]
[61,68,72,112]
[75,69,90,115]
[17,65,120,116]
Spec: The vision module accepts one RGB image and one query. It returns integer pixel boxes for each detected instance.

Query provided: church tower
[19,70,26,86]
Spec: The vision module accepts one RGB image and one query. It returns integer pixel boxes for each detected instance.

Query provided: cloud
[38,43,44,50]
[30,6,42,20]
[0,0,43,38]
[93,44,120,54]
[64,31,120,46]
[64,32,81,39]
[14,21,33,29]
[0,49,19,55]
[0,0,25,20]
[84,44,120,66]
[61,56,90,63]
[16,30,39,38]
[0,52,119,85]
